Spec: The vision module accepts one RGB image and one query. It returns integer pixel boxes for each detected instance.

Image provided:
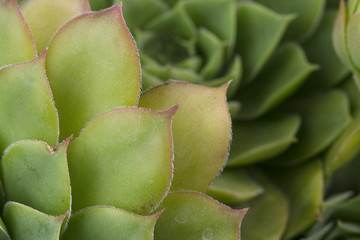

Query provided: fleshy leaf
[254,0,325,41]
[21,0,90,54]
[228,115,300,167]
[62,206,160,240]
[139,81,231,192]
[46,4,141,140]
[239,171,289,240]
[207,169,263,205]
[236,2,293,83]
[346,9,360,73]
[0,0,36,67]
[88,0,112,11]
[0,57,58,153]
[237,43,316,119]
[325,116,360,176]
[302,10,349,91]
[3,202,66,240]
[1,139,71,216]
[155,191,246,240]
[268,160,324,239]
[0,218,9,240]
[276,90,351,165]
[68,107,176,214]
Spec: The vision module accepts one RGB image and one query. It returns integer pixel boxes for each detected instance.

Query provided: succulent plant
[0,0,248,239]
[83,0,360,239]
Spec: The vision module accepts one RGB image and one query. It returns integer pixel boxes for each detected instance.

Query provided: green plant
[0,0,247,239]
[86,0,360,239]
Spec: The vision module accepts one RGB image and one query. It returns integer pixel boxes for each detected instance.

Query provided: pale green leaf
[0,0,36,67]
[0,57,58,153]
[68,107,176,214]
[155,191,246,240]
[1,139,71,216]
[3,202,66,240]
[62,206,159,240]
[21,0,90,54]
[46,4,141,140]
[139,81,231,192]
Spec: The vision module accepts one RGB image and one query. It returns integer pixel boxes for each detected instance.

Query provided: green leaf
[62,206,160,240]
[325,117,360,176]
[239,171,289,240]
[0,0,36,67]
[302,10,349,91]
[236,2,293,83]
[1,139,71,216]
[268,160,324,239]
[276,90,352,165]
[0,218,10,240]
[346,9,360,74]
[139,81,231,192]
[207,169,263,205]
[335,195,360,223]
[3,202,66,240]
[228,114,300,167]
[0,57,58,153]
[46,4,141,140]
[155,191,246,240]
[88,0,113,11]
[21,0,90,54]
[237,43,316,119]
[121,0,168,30]
[254,0,325,41]
[68,107,176,214]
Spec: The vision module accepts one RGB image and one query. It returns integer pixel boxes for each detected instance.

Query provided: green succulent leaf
[325,116,360,176]
[237,43,316,119]
[0,0,36,67]
[88,0,113,11]
[20,0,91,54]
[276,90,352,165]
[3,202,66,240]
[68,107,176,214]
[239,171,289,240]
[0,218,10,240]
[1,139,71,216]
[268,160,324,239]
[346,8,360,74]
[228,114,300,167]
[334,195,360,223]
[254,0,325,41]
[236,1,293,82]
[62,206,160,240]
[139,81,231,192]
[155,191,246,240]
[46,4,141,140]
[207,169,263,205]
[302,10,349,91]
[0,56,58,153]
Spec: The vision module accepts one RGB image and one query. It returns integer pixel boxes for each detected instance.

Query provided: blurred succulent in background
[86,0,360,239]
[0,0,248,239]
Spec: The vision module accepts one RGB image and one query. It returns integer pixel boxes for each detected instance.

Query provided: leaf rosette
[0,0,246,239]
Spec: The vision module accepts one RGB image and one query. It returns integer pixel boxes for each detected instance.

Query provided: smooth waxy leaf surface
[88,0,112,11]
[268,160,323,239]
[0,57,58,153]
[68,107,176,214]
[1,140,71,216]
[346,9,360,73]
[3,202,66,240]
[325,116,360,176]
[0,218,9,240]
[0,0,35,67]
[277,90,351,164]
[62,206,159,240]
[207,169,263,205]
[303,11,349,91]
[254,0,325,41]
[139,81,231,192]
[236,2,292,82]
[237,43,316,119]
[46,4,141,140]
[228,115,300,167]
[21,0,90,54]
[155,191,246,240]
[239,171,289,240]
